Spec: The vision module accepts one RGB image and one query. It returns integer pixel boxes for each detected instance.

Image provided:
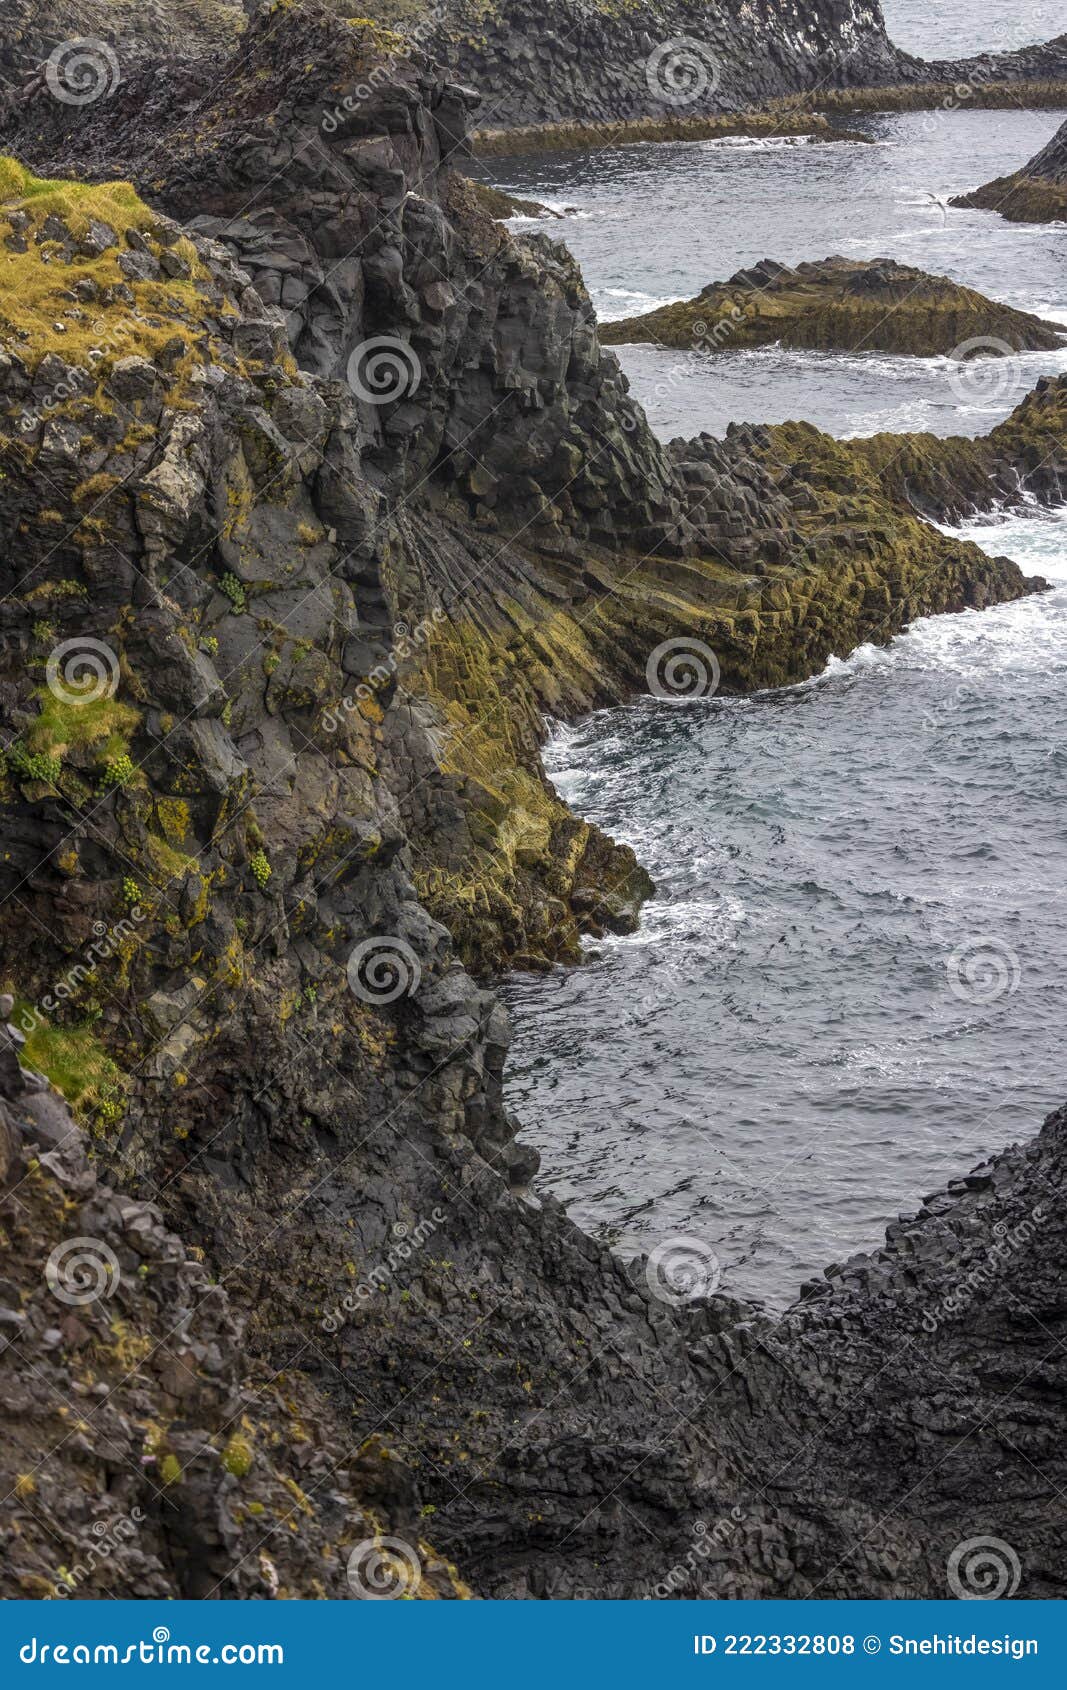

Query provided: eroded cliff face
[0,0,1064,1600]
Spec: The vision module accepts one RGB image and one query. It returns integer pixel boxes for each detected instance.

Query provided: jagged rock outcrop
[601,255,1066,357]
[0,0,1064,1602]
[239,0,1067,134]
[953,112,1067,224]
[0,0,243,97]
[850,374,1067,521]
[0,1000,469,1599]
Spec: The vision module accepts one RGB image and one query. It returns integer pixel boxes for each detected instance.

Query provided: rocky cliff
[0,0,1064,1600]
[953,112,1067,224]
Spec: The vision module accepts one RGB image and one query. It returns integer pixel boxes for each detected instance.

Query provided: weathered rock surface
[0,1004,470,1598]
[0,0,1063,1602]
[601,255,1066,357]
[953,112,1067,224]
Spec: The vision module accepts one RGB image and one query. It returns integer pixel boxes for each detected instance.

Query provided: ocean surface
[495,17,1067,1309]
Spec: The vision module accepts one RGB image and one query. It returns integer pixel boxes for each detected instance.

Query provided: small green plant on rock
[249,850,271,889]
[99,753,136,791]
[219,573,247,613]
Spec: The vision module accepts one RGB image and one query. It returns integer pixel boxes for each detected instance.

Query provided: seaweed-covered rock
[952,112,1067,224]
[601,255,1066,357]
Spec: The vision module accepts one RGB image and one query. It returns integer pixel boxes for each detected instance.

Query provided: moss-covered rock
[601,255,1065,357]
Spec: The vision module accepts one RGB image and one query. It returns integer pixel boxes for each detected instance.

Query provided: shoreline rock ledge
[0,0,1064,1599]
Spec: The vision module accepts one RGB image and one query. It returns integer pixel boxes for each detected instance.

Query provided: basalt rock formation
[240,1,1067,135]
[953,112,1067,225]
[0,0,1064,1601]
[0,1000,470,1599]
[600,255,1066,358]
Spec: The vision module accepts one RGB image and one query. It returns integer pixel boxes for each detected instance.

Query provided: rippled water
[497,69,1067,1308]
[882,0,1056,59]
[488,109,1067,438]
[504,511,1067,1307]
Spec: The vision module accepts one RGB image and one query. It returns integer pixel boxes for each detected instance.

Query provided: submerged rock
[601,255,1066,357]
